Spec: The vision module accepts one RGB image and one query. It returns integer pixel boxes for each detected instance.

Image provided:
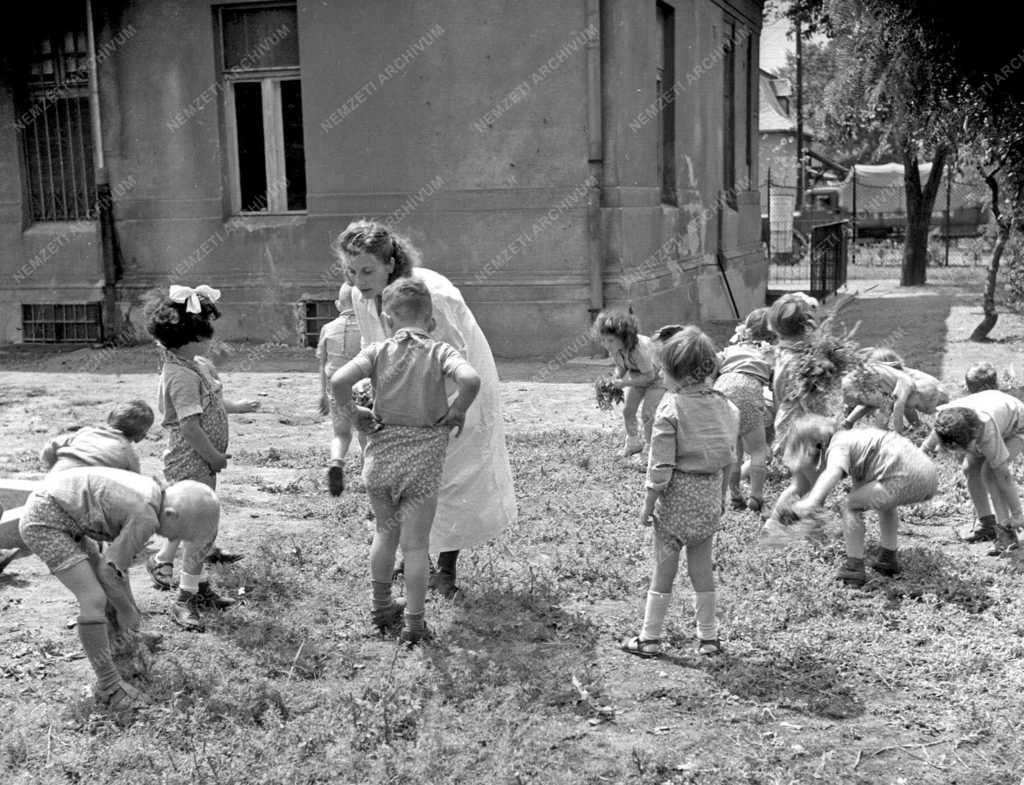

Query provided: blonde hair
[782,414,836,469]
[659,325,718,384]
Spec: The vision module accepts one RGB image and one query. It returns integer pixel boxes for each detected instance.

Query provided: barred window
[22,303,103,343]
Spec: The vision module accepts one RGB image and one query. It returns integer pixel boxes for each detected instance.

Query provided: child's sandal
[696,639,723,656]
[95,680,151,712]
[146,556,176,591]
[620,636,662,659]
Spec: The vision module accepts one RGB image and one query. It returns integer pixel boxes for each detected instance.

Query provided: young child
[714,307,774,512]
[921,389,1024,551]
[144,284,258,630]
[317,281,363,495]
[18,467,220,711]
[769,415,937,586]
[41,400,154,474]
[841,348,948,434]
[620,326,739,658]
[768,292,843,455]
[594,309,666,457]
[965,361,999,393]
[331,277,481,644]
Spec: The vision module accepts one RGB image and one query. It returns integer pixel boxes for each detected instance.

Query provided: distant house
[757,68,812,210]
[1,1,767,356]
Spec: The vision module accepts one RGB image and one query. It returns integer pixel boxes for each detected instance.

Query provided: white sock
[694,591,718,641]
[640,590,671,641]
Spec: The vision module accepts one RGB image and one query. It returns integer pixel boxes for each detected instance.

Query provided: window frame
[656,1,677,206]
[217,2,305,216]
[722,17,737,210]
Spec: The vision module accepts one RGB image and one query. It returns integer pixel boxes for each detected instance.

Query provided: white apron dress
[351,268,518,551]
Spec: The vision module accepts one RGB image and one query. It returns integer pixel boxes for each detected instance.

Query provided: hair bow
[168,284,221,313]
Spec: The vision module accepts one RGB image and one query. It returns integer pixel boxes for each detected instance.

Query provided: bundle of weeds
[789,293,864,399]
[352,379,374,409]
[759,505,836,549]
[594,377,623,410]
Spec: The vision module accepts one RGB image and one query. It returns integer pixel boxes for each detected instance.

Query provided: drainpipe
[86,0,120,340]
[585,0,604,320]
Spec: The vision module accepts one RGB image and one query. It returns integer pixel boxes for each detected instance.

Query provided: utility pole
[795,17,804,211]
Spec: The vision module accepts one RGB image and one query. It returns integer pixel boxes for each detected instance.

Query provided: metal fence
[766,220,850,302]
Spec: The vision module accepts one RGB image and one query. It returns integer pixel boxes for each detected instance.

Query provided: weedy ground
[2,279,1024,785]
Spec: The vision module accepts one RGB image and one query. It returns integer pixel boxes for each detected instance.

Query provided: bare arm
[436,365,482,436]
[794,465,845,512]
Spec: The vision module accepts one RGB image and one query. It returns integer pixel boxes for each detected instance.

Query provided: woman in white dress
[330,220,518,598]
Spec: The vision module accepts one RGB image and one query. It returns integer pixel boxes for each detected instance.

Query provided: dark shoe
[205,546,244,565]
[730,495,747,511]
[195,581,237,610]
[400,623,433,646]
[146,556,176,591]
[836,557,867,587]
[171,591,205,632]
[327,463,345,496]
[987,525,1020,557]
[371,598,406,633]
[747,497,763,513]
[870,548,901,577]
[429,570,462,600]
[957,523,997,543]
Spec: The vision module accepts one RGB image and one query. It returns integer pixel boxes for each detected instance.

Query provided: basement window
[22,302,102,343]
[303,300,336,348]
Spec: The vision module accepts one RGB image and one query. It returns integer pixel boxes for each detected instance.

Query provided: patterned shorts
[860,449,938,509]
[714,372,766,436]
[362,425,449,507]
[654,470,725,548]
[20,492,97,574]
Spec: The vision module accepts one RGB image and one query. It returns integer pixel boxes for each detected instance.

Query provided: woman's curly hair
[330,219,421,285]
[143,288,220,349]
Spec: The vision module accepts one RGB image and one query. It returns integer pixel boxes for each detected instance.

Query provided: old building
[1,0,765,357]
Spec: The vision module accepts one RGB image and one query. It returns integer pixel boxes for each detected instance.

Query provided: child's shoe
[370,598,406,633]
[205,546,244,565]
[195,581,237,610]
[620,636,662,658]
[146,556,176,591]
[696,638,723,656]
[870,547,900,576]
[170,591,205,632]
[987,524,1020,557]
[835,556,866,587]
[327,461,345,496]
[620,436,644,457]
[94,679,151,713]
[400,624,433,646]
[746,497,763,513]
[957,519,997,543]
[729,495,747,511]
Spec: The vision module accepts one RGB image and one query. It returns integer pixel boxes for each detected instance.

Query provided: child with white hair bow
[143,284,260,631]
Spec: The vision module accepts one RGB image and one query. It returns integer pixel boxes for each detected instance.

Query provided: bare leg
[397,495,439,617]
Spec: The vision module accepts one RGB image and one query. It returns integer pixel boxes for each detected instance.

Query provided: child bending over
[841,348,947,433]
[144,284,258,630]
[770,416,937,586]
[965,361,999,393]
[18,467,219,712]
[332,277,481,644]
[714,307,775,512]
[594,309,666,457]
[41,400,154,474]
[922,389,1024,552]
[317,281,364,495]
[621,326,739,658]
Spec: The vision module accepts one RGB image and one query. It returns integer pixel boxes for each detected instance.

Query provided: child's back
[318,308,361,382]
[42,425,140,474]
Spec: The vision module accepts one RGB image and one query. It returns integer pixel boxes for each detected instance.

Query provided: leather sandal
[620,636,662,658]
[697,638,723,656]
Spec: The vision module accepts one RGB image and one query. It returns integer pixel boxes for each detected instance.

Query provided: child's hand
[208,452,230,473]
[235,399,261,413]
[641,510,659,527]
[318,395,330,417]
[790,499,815,520]
[436,406,467,437]
[354,406,383,433]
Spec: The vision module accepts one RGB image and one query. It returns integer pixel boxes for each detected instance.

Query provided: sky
[760,15,794,75]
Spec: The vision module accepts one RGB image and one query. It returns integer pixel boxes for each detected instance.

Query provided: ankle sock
[693,591,718,642]
[640,590,671,641]
[372,580,393,610]
[77,619,121,692]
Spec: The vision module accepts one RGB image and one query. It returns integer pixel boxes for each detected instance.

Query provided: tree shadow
[0,570,32,590]
[704,646,864,719]
[876,546,994,614]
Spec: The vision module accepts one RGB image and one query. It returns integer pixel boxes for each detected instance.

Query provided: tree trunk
[969,220,1010,342]
[900,147,948,286]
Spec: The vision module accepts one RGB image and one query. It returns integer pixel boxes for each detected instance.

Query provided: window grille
[303,300,336,348]
[22,303,103,343]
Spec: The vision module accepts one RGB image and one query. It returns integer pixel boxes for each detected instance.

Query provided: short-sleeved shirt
[158,354,223,428]
[646,388,740,490]
[45,425,140,474]
[824,429,902,485]
[939,390,1024,467]
[348,328,472,427]
[41,467,163,573]
[717,342,772,386]
[612,335,661,383]
[317,310,361,380]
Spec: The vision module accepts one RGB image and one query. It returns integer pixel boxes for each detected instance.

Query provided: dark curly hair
[593,308,640,353]
[933,407,982,449]
[143,288,220,349]
[330,219,421,285]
